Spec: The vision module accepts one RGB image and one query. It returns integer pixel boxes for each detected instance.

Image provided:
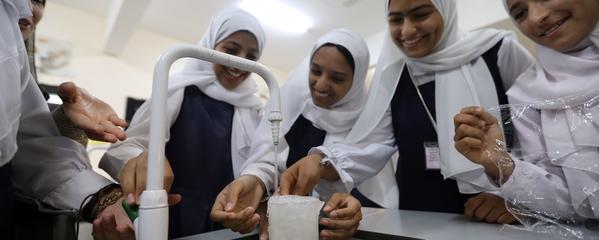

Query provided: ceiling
[49,0,511,72]
[50,0,388,71]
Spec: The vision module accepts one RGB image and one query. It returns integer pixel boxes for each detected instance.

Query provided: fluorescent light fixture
[239,0,312,34]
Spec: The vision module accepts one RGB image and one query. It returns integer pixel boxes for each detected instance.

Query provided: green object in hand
[121,200,139,222]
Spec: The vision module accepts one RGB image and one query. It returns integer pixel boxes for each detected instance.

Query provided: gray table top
[176,208,561,240]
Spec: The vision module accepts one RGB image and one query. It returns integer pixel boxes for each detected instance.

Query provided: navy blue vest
[0,163,13,236]
[390,41,508,213]
[165,86,235,238]
[285,115,326,168]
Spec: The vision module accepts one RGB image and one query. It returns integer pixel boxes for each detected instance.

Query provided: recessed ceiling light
[239,0,312,34]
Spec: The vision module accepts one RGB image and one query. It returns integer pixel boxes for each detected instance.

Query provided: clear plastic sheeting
[482,92,599,239]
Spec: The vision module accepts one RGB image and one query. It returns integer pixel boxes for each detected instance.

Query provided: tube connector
[137,190,168,240]
[268,111,283,146]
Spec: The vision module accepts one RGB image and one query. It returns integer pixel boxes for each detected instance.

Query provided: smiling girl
[99,8,267,238]
[454,0,599,220]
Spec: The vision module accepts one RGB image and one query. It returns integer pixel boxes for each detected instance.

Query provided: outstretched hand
[58,82,127,143]
[211,175,265,234]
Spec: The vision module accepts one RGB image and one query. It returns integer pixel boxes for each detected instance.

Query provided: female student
[99,8,266,238]
[211,29,367,240]
[454,0,599,220]
[280,0,534,224]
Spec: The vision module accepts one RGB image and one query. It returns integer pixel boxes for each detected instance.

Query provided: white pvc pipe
[140,44,282,240]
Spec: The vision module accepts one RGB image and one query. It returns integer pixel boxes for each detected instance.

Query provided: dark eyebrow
[388,3,434,17]
[221,41,259,55]
[331,71,348,78]
[388,11,403,18]
[247,48,259,55]
[508,2,522,14]
[311,62,349,78]
[221,41,241,48]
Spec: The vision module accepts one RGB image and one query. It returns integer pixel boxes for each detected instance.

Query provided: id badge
[424,142,441,170]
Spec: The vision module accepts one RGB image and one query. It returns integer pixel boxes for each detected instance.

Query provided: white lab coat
[500,108,599,220]
[0,1,112,210]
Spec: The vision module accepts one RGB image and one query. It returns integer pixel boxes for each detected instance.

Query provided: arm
[11,72,113,210]
[99,89,184,180]
[99,89,183,204]
[239,112,284,195]
[501,108,597,220]
[7,21,134,239]
[211,112,287,234]
[310,108,397,193]
[454,107,593,220]
[52,105,88,146]
[499,157,585,220]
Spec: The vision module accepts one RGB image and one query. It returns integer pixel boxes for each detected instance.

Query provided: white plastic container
[267,195,324,240]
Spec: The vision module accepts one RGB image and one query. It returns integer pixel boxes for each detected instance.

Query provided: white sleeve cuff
[44,169,114,210]
[241,162,276,194]
[101,145,144,176]
[309,146,354,192]
[499,159,542,198]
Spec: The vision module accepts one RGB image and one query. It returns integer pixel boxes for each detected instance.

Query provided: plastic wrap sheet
[484,93,599,239]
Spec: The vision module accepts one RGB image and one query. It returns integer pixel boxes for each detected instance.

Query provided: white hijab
[506,20,599,104]
[168,7,265,108]
[2,0,29,20]
[503,1,599,210]
[280,28,370,135]
[167,8,266,177]
[349,0,512,193]
[0,0,30,166]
